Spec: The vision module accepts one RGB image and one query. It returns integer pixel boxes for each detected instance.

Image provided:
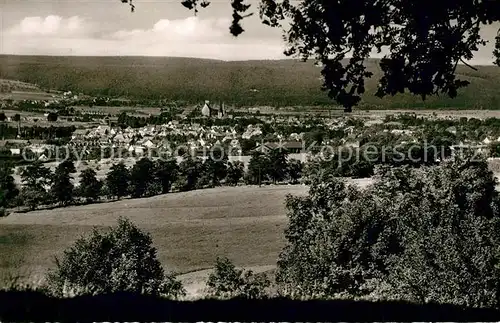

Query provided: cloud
[4,15,495,63]
[7,15,91,37]
[108,16,233,44]
[1,15,286,60]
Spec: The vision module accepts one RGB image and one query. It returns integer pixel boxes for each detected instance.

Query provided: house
[282,141,305,153]
[201,101,212,117]
[242,125,263,139]
[253,141,305,154]
[38,154,48,161]
[289,133,301,141]
[446,126,457,135]
[143,140,156,149]
[29,144,49,154]
[95,125,111,136]
[344,126,355,135]
[72,129,89,140]
[9,148,21,155]
[390,129,413,135]
[99,138,111,146]
[134,146,145,155]
[229,139,240,147]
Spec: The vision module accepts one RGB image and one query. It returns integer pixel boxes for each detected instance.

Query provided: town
[0,92,500,210]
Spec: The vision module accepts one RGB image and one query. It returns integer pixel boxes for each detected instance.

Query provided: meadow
[71,105,163,117]
[0,182,376,296]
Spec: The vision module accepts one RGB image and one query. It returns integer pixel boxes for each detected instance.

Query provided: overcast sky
[0,0,498,63]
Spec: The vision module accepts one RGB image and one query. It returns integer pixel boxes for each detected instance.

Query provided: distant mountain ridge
[1,55,499,109]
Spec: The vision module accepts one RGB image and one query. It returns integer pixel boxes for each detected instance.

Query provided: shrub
[0,207,8,217]
[276,157,500,307]
[44,217,185,298]
[145,181,162,197]
[206,257,271,299]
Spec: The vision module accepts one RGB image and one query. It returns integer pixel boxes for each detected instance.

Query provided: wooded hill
[1,55,499,109]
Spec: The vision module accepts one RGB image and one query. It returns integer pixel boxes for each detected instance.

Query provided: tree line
[0,148,304,214]
[2,137,494,214]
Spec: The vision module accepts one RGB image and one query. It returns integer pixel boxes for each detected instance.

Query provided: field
[71,105,163,117]
[2,55,500,109]
[0,92,56,102]
[0,182,377,297]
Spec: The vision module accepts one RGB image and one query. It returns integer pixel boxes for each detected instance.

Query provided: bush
[44,217,185,298]
[145,181,162,197]
[276,157,500,307]
[206,257,271,299]
[0,207,8,217]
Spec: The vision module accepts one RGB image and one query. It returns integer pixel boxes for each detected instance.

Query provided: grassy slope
[0,185,309,284]
[0,180,378,285]
[0,55,499,109]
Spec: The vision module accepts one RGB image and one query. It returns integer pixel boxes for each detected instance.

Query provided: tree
[130,158,156,198]
[240,138,257,154]
[203,148,228,187]
[206,257,271,299]
[287,159,303,184]
[12,114,21,122]
[47,112,58,122]
[51,160,76,206]
[225,161,245,186]
[78,168,102,203]
[489,142,500,158]
[0,112,6,122]
[0,163,19,208]
[276,157,500,307]
[246,151,270,185]
[153,158,179,194]
[177,157,203,191]
[303,130,325,147]
[19,186,49,211]
[267,148,288,184]
[122,0,500,112]
[45,217,185,298]
[106,162,130,199]
[19,161,52,210]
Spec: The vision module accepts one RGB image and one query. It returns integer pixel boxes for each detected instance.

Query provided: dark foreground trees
[45,217,185,298]
[276,157,500,307]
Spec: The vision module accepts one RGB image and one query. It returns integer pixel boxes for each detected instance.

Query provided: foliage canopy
[276,157,500,307]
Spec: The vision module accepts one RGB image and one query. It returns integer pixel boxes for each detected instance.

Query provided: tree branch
[460,58,478,71]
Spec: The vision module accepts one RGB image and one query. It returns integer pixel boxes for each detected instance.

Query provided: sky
[0,0,499,63]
